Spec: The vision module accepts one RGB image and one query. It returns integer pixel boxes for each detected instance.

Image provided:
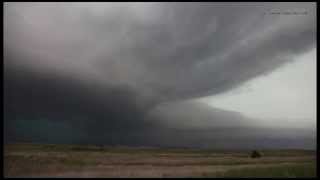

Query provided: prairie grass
[210,163,316,178]
[4,143,317,178]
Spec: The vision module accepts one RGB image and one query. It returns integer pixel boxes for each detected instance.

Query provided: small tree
[250,150,262,158]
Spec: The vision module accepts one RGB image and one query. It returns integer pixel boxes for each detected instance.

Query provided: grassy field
[4,143,317,178]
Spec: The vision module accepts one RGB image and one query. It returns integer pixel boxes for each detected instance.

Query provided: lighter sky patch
[198,48,316,127]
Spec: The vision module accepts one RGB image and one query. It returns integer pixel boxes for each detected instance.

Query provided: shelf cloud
[4,2,316,148]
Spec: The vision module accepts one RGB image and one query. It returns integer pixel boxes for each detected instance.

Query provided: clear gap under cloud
[198,48,316,128]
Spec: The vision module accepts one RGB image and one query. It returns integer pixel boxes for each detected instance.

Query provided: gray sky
[5,2,316,102]
[4,2,317,148]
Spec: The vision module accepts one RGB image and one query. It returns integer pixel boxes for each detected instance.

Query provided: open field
[4,143,317,178]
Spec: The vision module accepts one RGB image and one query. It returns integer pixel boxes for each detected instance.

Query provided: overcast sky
[4,2,317,148]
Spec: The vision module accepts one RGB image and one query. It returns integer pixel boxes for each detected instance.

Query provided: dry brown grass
[4,144,316,178]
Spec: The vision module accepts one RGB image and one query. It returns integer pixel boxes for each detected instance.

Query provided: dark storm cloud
[3,2,316,148]
[4,2,316,101]
[4,63,157,145]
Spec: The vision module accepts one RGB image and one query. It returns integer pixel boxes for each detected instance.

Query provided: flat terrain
[4,143,317,178]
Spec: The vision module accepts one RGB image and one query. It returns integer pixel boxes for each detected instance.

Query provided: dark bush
[250,150,262,158]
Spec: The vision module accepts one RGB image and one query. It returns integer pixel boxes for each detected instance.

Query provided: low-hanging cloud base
[4,2,316,149]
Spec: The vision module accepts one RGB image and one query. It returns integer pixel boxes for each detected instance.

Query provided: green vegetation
[4,143,315,156]
[212,163,316,178]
